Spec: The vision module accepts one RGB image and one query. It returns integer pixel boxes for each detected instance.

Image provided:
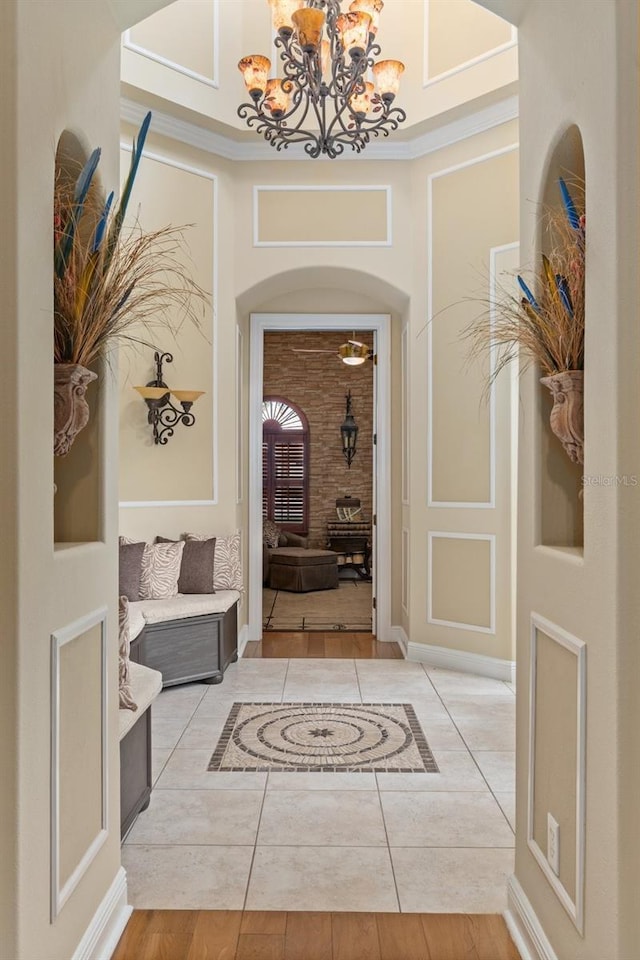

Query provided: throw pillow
[156,536,216,594]
[139,541,185,600]
[263,518,281,549]
[119,541,146,602]
[185,530,243,591]
[118,596,137,712]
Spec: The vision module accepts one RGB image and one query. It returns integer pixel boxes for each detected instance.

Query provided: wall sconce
[134,351,204,445]
[340,390,358,468]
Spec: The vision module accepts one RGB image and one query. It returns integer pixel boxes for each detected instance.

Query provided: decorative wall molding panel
[427,143,519,509]
[123,0,220,88]
[402,527,410,614]
[50,608,108,920]
[120,95,518,163]
[427,531,496,634]
[528,613,586,932]
[236,326,244,505]
[118,146,218,508]
[253,186,392,248]
[401,324,409,504]
[423,0,517,87]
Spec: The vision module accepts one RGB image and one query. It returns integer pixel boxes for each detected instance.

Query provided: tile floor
[122,657,515,914]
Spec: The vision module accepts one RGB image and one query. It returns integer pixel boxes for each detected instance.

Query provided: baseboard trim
[391,625,409,657]
[504,875,558,960]
[237,624,249,658]
[407,640,515,682]
[72,866,131,960]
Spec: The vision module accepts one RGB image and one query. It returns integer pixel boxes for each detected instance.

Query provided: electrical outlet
[547,813,560,876]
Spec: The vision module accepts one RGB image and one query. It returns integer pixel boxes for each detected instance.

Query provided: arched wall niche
[536,124,585,551]
[53,130,105,545]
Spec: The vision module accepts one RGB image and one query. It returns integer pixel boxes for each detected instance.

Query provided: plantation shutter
[262,398,309,535]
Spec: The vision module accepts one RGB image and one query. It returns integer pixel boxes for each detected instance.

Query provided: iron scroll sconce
[134,351,204,445]
[340,390,359,468]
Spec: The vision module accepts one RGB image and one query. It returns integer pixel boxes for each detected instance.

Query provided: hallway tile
[425,668,514,697]
[472,751,516,793]
[376,751,486,792]
[178,715,229,749]
[125,788,264,846]
[495,792,516,830]
[246,846,399,912]
[380,791,515,847]
[443,695,515,722]
[257,790,386,847]
[122,844,253,909]
[152,716,189,750]
[194,691,285,718]
[155,748,267,790]
[152,747,172,786]
[409,716,468,751]
[391,847,514,913]
[454,718,515,752]
[282,683,362,702]
[267,771,377,791]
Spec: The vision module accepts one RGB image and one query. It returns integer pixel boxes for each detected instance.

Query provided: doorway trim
[249,313,392,643]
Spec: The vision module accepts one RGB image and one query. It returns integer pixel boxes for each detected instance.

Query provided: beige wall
[0,2,127,958]
[479,0,640,957]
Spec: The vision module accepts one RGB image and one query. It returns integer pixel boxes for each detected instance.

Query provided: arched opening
[262,396,310,536]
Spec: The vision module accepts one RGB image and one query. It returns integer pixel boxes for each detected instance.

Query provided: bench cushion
[130,590,240,625]
[129,605,146,642]
[119,661,162,741]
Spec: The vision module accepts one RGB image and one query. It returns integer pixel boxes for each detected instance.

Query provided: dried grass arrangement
[465,175,586,465]
[54,112,207,368]
[465,175,585,385]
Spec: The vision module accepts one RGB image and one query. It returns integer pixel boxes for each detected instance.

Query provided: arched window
[262,397,309,535]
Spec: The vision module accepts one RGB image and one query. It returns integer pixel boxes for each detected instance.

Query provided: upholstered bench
[129,590,240,686]
[269,548,339,592]
[119,660,162,840]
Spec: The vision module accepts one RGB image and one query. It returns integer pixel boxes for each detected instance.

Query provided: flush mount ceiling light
[237,0,406,159]
[134,351,204,445]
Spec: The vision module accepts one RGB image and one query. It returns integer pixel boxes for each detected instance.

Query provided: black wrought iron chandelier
[134,351,204,445]
[237,0,406,159]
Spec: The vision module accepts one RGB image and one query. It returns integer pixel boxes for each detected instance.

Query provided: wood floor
[112,909,521,959]
[244,632,403,659]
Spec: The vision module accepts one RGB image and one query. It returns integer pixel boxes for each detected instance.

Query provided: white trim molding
[407,639,514,683]
[505,875,559,960]
[123,0,219,88]
[391,626,409,657]
[237,624,250,658]
[252,185,392,247]
[423,0,517,88]
[426,143,519,509]
[121,94,518,163]
[117,146,218,509]
[72,867,132,960]
[51,608,108,921]
[249,314,392,644]
[527,613,586,933]
[401,323,409,504]
[401,527,410,615]
[427,531,496,635]
[236,325,244,505]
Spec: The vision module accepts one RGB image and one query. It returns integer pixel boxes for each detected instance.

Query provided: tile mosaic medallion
[208,703,439,773]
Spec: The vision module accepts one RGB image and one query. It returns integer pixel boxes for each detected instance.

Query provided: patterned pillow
[263,519,281,549]
[186,530,243,591]
[118,596,137,712]
[156,536,216,594]
[139,541,185,600]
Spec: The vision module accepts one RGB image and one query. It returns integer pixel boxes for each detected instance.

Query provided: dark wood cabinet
[327,532,371,580]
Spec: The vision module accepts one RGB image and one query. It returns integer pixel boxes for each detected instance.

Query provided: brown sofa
[263,531,308,585]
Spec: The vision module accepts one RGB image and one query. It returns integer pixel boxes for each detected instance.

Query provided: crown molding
[120,94,518,163]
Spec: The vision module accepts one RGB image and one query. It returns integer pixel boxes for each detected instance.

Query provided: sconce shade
[264,78,292,118]
[268,0,305,35]
[292,7,326,52]
[170,390,205,404]
[349,81,375,118]
[237,55,271,99]
[135,385,170,400]
[349,0,384,36]
[372,59,405,103]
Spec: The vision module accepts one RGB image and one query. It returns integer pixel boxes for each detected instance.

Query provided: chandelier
[237,0,406,159]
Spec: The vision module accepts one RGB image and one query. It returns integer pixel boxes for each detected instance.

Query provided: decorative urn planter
[540,369,584,465]
[54,363,98,456]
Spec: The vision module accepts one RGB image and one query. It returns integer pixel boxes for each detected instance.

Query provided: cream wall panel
[429,147,519,505]
[528,616,585,932]
[254,187,391,247]
[118,150,215,505]
[425,0,513,82]
[429,534,493,630]
[52,616,107,918]
[126,0,218,85]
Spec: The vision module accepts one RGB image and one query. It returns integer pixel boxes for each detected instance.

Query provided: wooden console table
[326,522,371,581]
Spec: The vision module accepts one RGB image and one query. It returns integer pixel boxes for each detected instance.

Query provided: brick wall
[263,330,374,549]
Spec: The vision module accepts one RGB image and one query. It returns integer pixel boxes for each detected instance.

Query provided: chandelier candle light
[238,0,406,158]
